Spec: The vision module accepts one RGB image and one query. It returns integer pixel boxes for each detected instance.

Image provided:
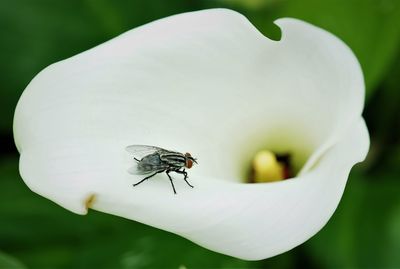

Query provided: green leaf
[0,251,27,269]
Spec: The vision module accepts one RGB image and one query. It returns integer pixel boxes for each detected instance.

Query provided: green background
[1,0,400,268]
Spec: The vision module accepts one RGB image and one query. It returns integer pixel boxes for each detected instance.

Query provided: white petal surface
[14,9,369,260]
[94,119,369,260]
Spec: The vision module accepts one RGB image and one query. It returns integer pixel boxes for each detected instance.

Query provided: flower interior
[238,125,317,183]
[249,150,291,183]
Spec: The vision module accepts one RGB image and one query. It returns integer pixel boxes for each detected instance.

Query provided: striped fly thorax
[160,152,186,168]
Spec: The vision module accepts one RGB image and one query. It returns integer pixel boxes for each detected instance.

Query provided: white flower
[13,9,369,260]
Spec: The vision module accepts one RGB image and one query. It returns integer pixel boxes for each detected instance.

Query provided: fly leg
[166,170,177,194]
[134,157,140,162]
[133,170,164,187]
[175,169,194,188]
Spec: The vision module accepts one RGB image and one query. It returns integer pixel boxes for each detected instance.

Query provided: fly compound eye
[186,158,193,169]
[185,152,194,168]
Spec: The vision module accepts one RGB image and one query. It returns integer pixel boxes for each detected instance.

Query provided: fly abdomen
[136,153,166,173]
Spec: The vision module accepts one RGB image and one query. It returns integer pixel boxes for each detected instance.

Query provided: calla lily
[13,9,369,260]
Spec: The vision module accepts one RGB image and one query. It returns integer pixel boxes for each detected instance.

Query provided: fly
[126,145,198,194]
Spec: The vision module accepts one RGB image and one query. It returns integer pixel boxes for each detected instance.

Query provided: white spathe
[13,9,369,260]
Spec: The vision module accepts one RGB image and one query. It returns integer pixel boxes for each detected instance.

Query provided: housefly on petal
[126,145,198,194]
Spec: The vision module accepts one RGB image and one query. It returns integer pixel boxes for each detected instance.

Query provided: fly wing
[127,165,145,175]
[125,145,166,159]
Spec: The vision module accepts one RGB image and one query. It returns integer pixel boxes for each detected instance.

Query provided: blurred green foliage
[0,251,27,269]
[1,0,400,268]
